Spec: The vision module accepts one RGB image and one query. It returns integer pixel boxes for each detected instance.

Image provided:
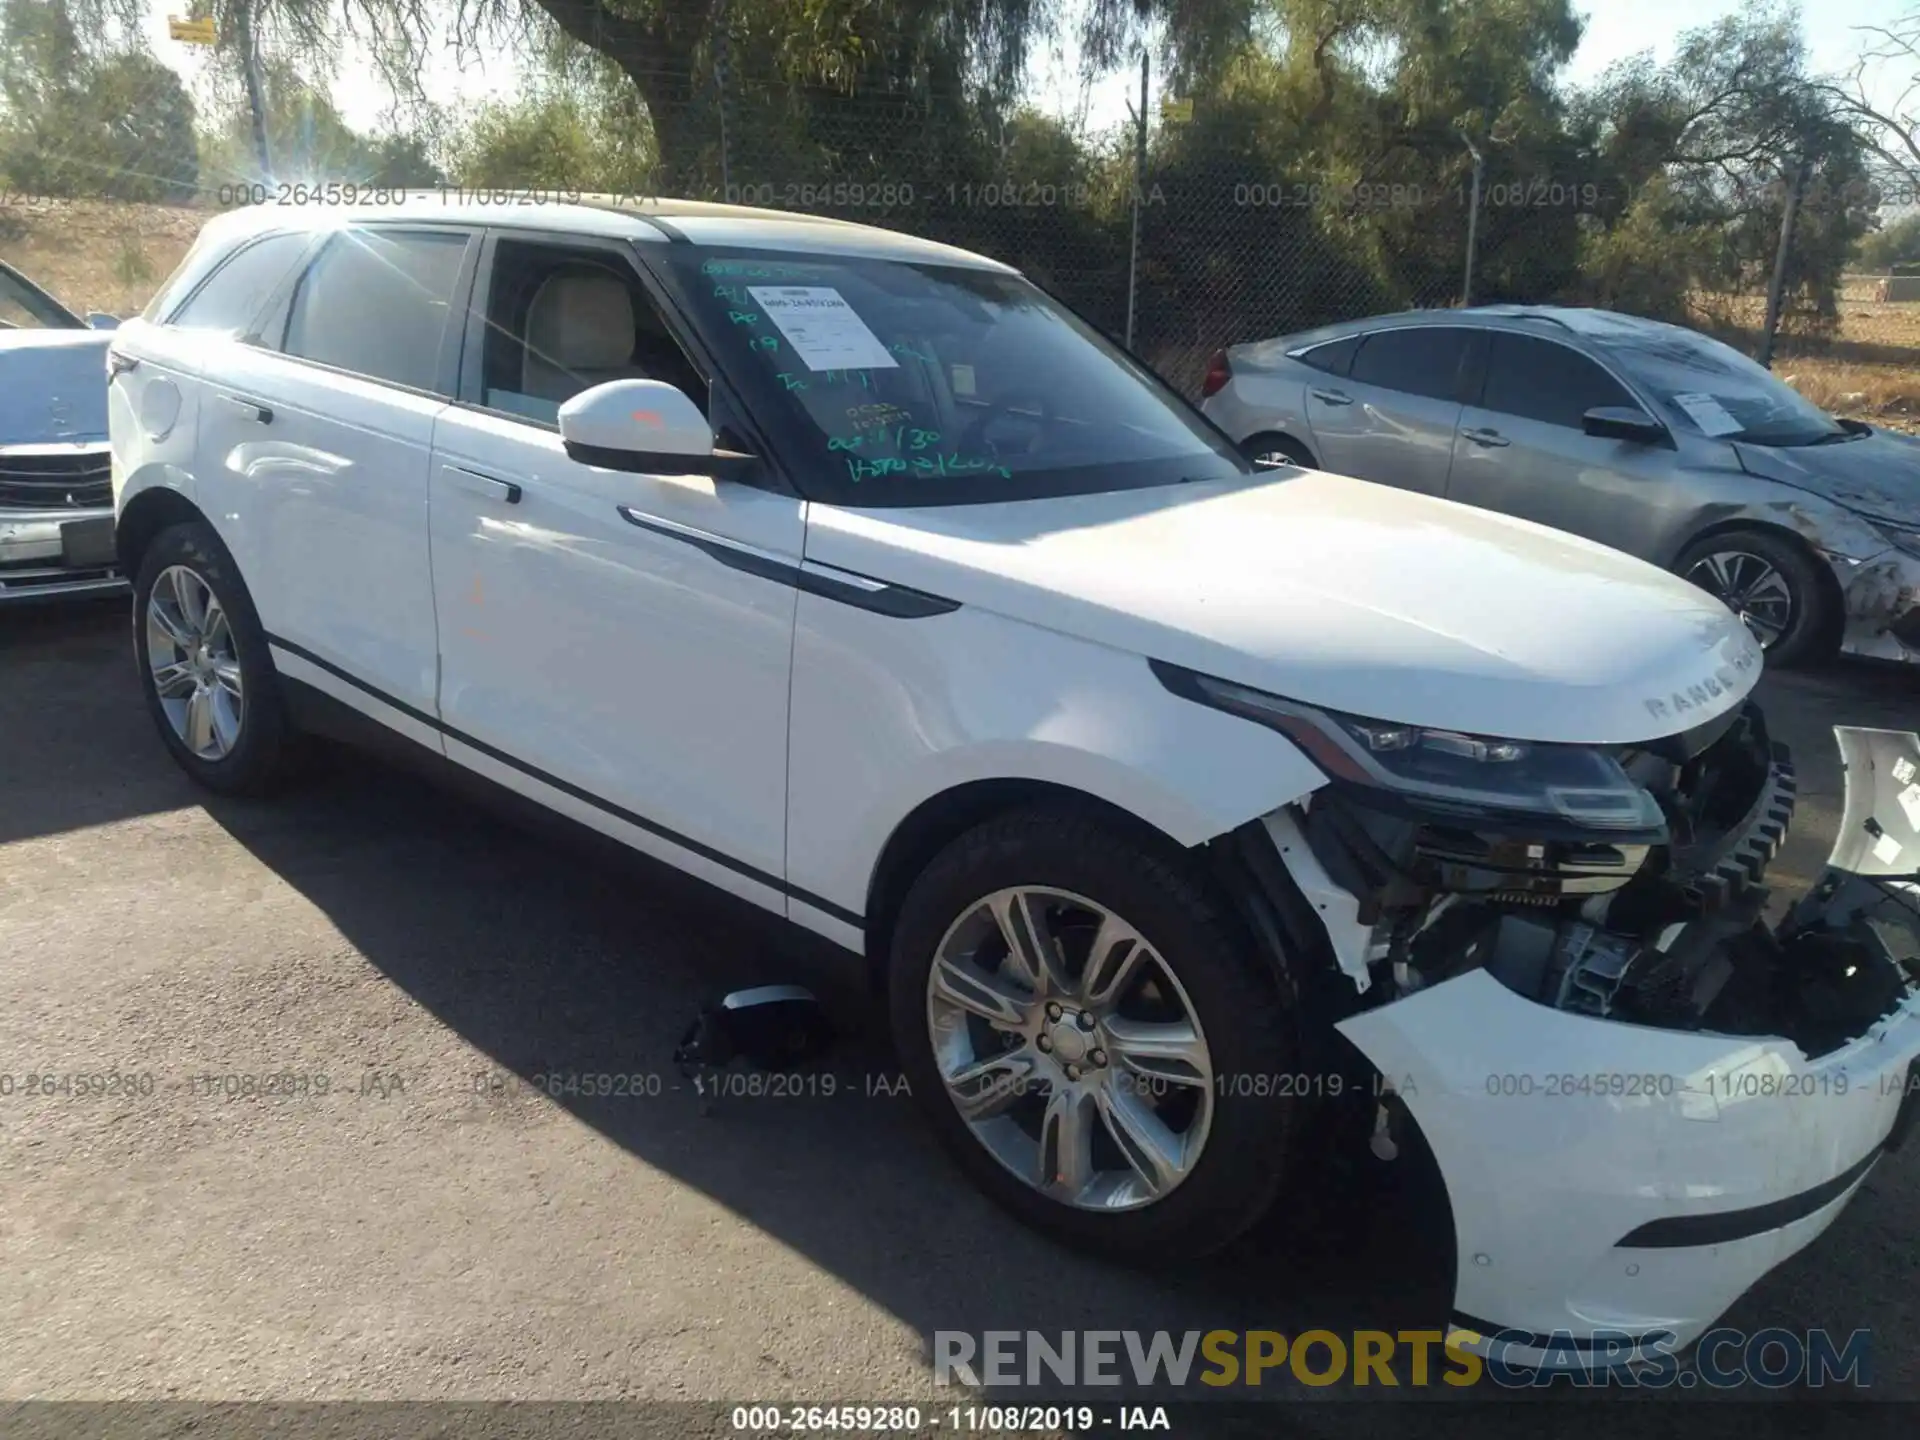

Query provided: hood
[806,470,1762,746]
[1733,429,1920,523]
[0,330,110,445]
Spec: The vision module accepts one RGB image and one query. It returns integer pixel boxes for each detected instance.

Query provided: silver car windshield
[1586,324,1843,446]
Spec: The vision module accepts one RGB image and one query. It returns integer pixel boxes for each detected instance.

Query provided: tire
[1241,431,1316,470]
[888,803,1302,1261]
[132,519,299,795]
[1673,527,1834,668]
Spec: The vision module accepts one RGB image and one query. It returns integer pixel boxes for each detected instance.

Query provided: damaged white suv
[110,197,1920,1367]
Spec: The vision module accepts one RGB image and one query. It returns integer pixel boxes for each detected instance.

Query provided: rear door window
[1347,327,1476,402]
[278,229,471,394]
[1294,335,1360,377]
[1480,333,1634,428]
[166,233,311,334]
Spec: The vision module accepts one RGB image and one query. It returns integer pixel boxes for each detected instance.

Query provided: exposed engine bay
[1296,710,1920,1059]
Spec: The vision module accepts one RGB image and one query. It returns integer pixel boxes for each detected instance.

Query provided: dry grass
[0,196,204,317]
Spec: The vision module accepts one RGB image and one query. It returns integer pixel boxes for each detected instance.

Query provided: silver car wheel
[146,563,245,760]
[925,886,1215,1211]
[1686,549,1794,649]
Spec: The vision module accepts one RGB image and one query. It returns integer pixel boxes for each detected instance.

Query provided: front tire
[133,520,297,795]
[888,804,1301,1261]
[1674,527,1834,668]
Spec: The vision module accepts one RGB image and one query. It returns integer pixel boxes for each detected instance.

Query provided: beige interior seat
[521,268,650,402]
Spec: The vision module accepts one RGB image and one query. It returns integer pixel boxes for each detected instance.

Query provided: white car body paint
[1339,970,1920,1365]
[107,197,1914,1375]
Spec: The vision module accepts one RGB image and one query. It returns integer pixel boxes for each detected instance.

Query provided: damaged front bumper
[1259,718,1920,1367]
[1831,545,1920,664]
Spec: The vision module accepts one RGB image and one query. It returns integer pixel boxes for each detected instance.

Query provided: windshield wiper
[1809,428,1865,445]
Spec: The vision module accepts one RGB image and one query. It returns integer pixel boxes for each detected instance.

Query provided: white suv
[109,196,1920,1368]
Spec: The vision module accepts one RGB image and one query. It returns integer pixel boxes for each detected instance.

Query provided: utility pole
[1758,158,1810,370]
[1125,48,1148,350]
[1458,131,1484,306]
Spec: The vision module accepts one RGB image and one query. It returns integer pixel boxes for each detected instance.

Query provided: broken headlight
[1151,661,1665,832]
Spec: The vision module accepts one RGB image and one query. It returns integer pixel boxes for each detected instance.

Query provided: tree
[1855,210,1920,269]
[0,0,199,201]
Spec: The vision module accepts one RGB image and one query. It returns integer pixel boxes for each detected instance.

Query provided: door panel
[1304,327,1476,497]
[192,343,447,718]
[1445,331,1677,559]
[428,405,803,895]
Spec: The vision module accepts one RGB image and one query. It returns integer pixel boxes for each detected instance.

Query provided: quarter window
[167,234,309,334]
[280,229,469,393]
[1480,333,1634,429]
[1295,334,1360,377]
[1347,327,1475,403]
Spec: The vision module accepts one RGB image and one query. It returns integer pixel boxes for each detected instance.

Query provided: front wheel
[888,805,1302,1260]
[133,520,298,795]
[1673,528,1834,668]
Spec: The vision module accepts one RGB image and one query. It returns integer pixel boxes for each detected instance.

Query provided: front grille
[0,450,112,510]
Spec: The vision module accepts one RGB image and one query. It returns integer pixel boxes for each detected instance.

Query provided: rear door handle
[447,466,522,505]
[222,394,272,424]
[1309,388,1353,407]
[1462,427,1510,448]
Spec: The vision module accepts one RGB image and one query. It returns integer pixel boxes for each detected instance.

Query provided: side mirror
[87,312,120,330]
[1582,405,1670,446]
[559,378,756,479]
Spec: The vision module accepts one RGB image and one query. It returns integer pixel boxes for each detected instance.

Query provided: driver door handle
[447,466,522,504]
[1309,388,1353,407]
[1462,427,1511,448]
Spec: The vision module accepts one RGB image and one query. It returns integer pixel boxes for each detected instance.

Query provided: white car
[108,196,1920,1368]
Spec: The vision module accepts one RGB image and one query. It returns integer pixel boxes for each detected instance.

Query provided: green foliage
[445,86,656,193]
[196,61,442,191]
[0,0,199,201]
[1854,212,1920,271]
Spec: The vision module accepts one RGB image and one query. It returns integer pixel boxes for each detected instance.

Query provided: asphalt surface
[3,596,1919,1431]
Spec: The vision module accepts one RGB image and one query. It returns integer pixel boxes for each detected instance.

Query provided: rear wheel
[1674,527,1833,668]
[888,804,1302,1260]
[133,520,298,795]
[1240,432,1316,470]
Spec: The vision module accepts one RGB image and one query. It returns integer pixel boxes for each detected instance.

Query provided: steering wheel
[958,395,1055,458]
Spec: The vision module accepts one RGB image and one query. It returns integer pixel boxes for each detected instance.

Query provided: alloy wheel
[146,563,245,760]
[1685,549,1794,649]
[924,886,1215,1211]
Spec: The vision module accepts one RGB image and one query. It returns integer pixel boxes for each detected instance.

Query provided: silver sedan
[1199,305,1920,667]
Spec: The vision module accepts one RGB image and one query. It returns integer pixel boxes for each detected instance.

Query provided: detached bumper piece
[1280,717,1920,1366]
[0,509,125,604]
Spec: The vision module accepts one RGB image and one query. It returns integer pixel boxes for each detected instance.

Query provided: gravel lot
[4,597,1919,1428]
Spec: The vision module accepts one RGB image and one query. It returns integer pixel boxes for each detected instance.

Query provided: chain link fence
[4,42,1918,431]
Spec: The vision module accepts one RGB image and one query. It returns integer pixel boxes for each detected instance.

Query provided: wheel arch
[1239,429,1319,468]
[1673,516,1845,649]
[861,778,1186,989]
[117,484,211,579]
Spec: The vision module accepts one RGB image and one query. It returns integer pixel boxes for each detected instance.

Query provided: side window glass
[1296,334,1359,377]
[1482,334,1634,429]
[280,230,469,393]
[167,234,310,334]
[476,240,706,427]
[1347,328,1472,403]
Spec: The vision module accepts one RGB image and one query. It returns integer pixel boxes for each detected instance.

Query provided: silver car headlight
[1151,661,1665,832]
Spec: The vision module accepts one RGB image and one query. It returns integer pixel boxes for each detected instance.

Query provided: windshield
[0,263,82,330]
[658,247,1247,506]
[1584,321,1842,446]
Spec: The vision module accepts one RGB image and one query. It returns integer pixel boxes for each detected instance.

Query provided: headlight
[1864,516,1920,559]
[1151,661,1665,832]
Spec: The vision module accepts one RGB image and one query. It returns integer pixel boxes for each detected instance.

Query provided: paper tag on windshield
[748,286,898,372]
[1670,392,1743,437]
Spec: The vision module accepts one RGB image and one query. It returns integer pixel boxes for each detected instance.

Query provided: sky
[136,0,1914,152]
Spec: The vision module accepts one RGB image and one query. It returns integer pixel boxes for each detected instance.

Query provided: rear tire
[132,520,299,795]
[888,804,1302,1261]
[1673,527,1834,668]
[1241,431,1316,470]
